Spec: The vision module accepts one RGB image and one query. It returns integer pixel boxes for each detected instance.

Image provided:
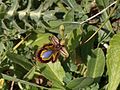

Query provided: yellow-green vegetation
[0,0,120,90]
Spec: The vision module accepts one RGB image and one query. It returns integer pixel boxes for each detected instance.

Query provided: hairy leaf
[37,60,65,90]
[66,77,94,89]
[6,52,33,71]
[7,0,19,17]
[87,48,105,82]
[18,0,32,20]
[106,33,120,90]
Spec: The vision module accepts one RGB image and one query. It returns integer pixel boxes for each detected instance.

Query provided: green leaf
[43,10,57,22]
[96,0,113,33]
[49,20,62,28]
[80,0,92,13]
[89,83,99,90]
[0,3,6,19]
[0,42,5,52]
[1,74,49,89]
[66,77,94,89]
[63,23,80,34]
[106,33,120,90]
[62,0,78,8]
[41,0,55,11]
[87,48,105,82]
[96,0,110,9]
[37,60,65,90]
[7,0,19,17]
[80,31,95,63]
[30,5,42,22]
[18,0,32,20]
[6,52,33,71]
[12,20,24,33]
[67,28,82,52]
[23,66,36,80]
[64,9,74,21]
[26,33,51,47]
[63,72,72,84]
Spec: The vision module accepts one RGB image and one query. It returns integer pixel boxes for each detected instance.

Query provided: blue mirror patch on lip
[35,36,69,63]
[42,50,53,59]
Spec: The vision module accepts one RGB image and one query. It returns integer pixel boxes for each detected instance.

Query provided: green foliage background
[0,0,120,90]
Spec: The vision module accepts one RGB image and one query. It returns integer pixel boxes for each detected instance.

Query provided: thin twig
[10,75,17,90]
[10,80,14,90]
[13,33,31,51]
[63,1,117,25]
[84,0,119,43]
[79,1,117,25]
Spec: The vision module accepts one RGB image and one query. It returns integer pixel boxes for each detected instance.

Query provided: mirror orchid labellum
[36,36,69,63]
